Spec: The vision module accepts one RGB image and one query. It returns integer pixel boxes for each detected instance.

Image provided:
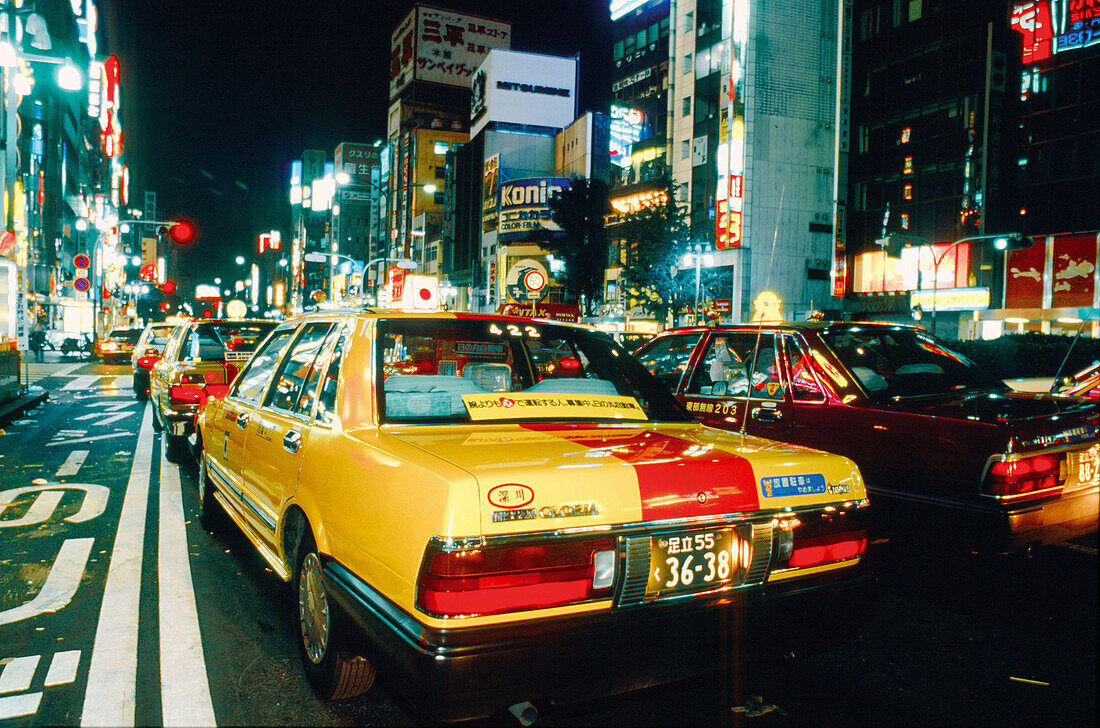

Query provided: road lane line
[0,539,94,625]
[157,448,217,727]
[44,650,82,686]
[80,407,153,728]
[0,655,40,693]
[56,450,90,477]
[62,376,101,391]
[0,693,42,720]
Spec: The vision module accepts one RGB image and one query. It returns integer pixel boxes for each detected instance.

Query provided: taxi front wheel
[293,531,376,701]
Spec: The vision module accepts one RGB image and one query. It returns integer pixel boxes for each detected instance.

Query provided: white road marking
[0,693,42,720]
[56,450,90,477]
[0,484,109,526]
[0,655,40,694]
[85,402,135,411]
[113,375,134,389]
[0,539,94,625]
[62,376,102,392]
[0,491,63,528]
[158,450,217,727]
[46,432,130,447]
[44,650,81,687]
[73,412,135,427]
[52,364,83,377]
[80,408,153,728]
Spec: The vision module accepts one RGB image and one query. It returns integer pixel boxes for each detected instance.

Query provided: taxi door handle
[236,412,250,429]
[283,430,302,453]
[751,407,783,422]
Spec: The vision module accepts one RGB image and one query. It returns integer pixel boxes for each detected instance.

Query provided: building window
[903,156,913,174]
[681,140,690,159]
[909,0,922,21]
[434,141,448,155]
[900,127,911,144]
[659,17,669,37]
[684,55,692,73]
[682,97,691,116]
[684,12,693,32]
[613,41,623,61]
[903,184,913,200]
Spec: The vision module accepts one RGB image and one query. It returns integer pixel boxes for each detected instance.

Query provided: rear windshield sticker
[454,341,507,358]
[761,473,826,498]
[463,393,648,421]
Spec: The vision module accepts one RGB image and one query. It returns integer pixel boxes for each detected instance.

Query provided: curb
[0,389,51,428]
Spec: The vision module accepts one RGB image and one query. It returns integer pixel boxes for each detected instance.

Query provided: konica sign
[498,178,573,241]
[470,49,578,138]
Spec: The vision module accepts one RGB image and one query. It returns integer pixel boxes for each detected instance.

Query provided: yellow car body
[196,311,870,721]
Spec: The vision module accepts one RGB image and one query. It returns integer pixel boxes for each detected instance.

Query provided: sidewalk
[0,386,49,427]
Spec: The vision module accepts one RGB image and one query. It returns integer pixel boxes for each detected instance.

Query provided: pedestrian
[29,317,46,361]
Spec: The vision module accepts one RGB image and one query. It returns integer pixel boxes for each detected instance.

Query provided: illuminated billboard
[609,105,649,168]
[1011,1,1100,63]
[497,177,573,241]
[470,50,578,138]
[389,5,512,100]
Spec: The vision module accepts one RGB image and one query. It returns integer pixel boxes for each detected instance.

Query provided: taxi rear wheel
[293,532,376,701]
[165,433,191,463]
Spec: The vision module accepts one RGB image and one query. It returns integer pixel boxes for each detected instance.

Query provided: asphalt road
[1,360,1095,726]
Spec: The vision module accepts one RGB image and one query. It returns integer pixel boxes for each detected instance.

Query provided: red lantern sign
[139,264,157,281]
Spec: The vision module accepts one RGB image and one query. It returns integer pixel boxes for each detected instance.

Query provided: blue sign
[760,473,826,498]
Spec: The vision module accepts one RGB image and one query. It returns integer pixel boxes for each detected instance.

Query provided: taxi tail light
[136,355,160,370]
[985,454,1062,499]
[787,530,867,569]
[417,537,615,617]
[144,347,159,357]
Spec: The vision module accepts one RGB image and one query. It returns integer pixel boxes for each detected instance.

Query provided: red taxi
[194,311,871,722]
[634,321,1099,554]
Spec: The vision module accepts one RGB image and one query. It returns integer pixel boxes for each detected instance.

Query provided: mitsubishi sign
[470,50,578,138]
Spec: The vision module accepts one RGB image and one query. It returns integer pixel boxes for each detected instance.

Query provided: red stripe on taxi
[520,424,760,520]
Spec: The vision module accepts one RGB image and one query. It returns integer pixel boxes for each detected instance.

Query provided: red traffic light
[201,308,213,319]
[159,301,171,312]
[160,279,177,295]
[169,220,196,244]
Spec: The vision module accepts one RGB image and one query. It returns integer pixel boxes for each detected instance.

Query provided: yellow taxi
[195,310,870,722]
[150,318,276,460]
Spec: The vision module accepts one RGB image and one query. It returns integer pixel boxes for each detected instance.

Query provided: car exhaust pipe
[507,701,538,726]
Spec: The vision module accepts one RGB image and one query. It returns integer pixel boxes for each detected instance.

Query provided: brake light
[787,530,867,569]
[417,537,615,617]
[986,454,1062,499]
[145,347,159,356]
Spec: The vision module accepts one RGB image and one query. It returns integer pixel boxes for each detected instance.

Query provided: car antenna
[741,184,785,438]
[1049,318,1088,393]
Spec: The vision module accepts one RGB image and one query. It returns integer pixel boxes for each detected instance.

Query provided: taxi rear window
[377,319,690,424]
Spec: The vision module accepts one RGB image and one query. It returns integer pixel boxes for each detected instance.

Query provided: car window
[685,333,782,400]
[784,335,826,403]
[377,319,691,424]
[229,327,298,404]
[314,322,352,426]
[109,328,142,343]
[633,333,703,391]
[265,323,335,415]
[822,326,1007,399]
[161,326,187,362]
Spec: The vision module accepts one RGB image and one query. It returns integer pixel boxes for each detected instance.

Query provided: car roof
[653,320,921,336]
[278,309,594,332]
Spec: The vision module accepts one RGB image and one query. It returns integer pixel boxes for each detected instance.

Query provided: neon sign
[1012,1,1100,63]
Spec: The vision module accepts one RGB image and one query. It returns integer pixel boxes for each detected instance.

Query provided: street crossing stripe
[0,655,40,693]
[158,447,217,726]
[80,406,154,728]
[62,376,101,391]
[0,693,42,720]
[44,650,81,687]
[56,450,90,478]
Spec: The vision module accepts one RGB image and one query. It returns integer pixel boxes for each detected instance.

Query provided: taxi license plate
[645,527,751,598]
[1067,445,1100,487]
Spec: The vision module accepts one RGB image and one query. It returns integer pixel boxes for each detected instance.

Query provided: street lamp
[882,233,1033,336]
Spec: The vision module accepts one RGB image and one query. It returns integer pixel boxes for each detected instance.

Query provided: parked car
[195,311,871,722]
[150,318,277,460]
[131,322,178,398]
[633,321,1099,554]
[95,327,143,363]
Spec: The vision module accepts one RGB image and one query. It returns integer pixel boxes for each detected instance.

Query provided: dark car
[95,327,143,363]
[131,322,178,398]
[634,321,1099,554]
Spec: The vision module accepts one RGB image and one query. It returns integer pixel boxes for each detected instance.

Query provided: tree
[617,183,694,324]
[532,178,610,317]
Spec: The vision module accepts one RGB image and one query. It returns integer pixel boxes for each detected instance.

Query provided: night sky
[105,0,612,289]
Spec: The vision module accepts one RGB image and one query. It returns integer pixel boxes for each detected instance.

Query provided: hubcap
[197,458,207,508]
[298,552,329,664]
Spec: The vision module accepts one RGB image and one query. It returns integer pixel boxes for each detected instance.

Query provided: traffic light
[158,220,196,245]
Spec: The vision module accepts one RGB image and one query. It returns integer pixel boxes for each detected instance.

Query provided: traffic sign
[74,254,91,269]
[73,277,90,292]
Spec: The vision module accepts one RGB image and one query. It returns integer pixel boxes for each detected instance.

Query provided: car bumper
[1002,484,1098,550]
[159,405,198,436]
[322,556,868,722]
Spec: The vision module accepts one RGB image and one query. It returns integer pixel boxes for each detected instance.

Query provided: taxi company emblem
[491,501,600,523]
[488,484,534,509]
